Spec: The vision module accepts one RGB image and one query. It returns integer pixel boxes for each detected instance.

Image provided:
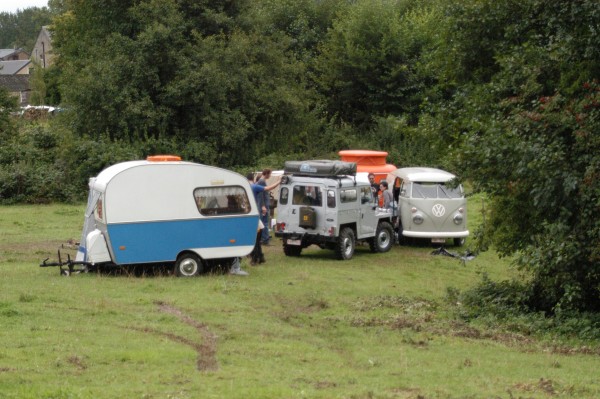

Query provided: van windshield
[411,182,462,199]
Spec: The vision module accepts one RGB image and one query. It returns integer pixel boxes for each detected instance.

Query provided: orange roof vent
[146,155,182,162]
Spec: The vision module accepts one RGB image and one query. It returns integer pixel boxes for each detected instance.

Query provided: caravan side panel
[106,216,257,264]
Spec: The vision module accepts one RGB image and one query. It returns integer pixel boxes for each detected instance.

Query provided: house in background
[0,48,30,61]
[0,26,54,107]
[0,60,32,75]
[0,49,32,106]
[31,26,53,68]
[0,75,30,106]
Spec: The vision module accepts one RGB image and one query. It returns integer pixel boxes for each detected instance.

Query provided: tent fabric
[76,179,100,262]
[284,160,357,177]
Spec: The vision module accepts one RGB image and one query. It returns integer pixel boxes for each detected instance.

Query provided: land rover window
[340,188,357,203]
[279,187,289,205]
[327,190,336,208]
[292,185,322,206]
[360,186,372,204]
[194,186,251,216]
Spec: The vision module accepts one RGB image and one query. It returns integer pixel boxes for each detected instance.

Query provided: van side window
[194,186,250,216]
[280,187,289,205]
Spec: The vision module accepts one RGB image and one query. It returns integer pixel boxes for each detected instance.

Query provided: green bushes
[448,275,600,340]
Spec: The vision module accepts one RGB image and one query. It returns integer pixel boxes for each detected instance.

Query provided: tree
[314,0,434,128]
[443,0,600,312]
[0,7,53,51]
[0,87,17,137]
[51,0,323,166]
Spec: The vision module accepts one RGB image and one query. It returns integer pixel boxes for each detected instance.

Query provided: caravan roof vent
[146,155,182,162]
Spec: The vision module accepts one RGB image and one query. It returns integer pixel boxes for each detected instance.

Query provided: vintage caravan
[70,156,259,276]
[386,167,469,246]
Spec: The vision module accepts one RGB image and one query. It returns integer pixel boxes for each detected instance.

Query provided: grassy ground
[1,202,599,399]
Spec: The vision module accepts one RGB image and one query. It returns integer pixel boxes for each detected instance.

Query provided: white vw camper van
[386,167,469,246]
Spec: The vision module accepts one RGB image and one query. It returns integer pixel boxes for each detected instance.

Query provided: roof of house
[0,75,30,92]
[0,48,29,60]
[0,60,31,75]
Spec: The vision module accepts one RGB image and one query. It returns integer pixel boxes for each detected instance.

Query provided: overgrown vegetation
[0,1,599,328]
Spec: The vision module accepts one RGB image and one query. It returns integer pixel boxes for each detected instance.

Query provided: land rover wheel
[335,227,355,260]
[370,221,394,253]
[175,253,203,277]
[454,237,466,247]
[283,240,303,257]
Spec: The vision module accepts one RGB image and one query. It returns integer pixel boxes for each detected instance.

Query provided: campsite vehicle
[40,156,259,276]
[274,160,395,260]
[385,167,469,246]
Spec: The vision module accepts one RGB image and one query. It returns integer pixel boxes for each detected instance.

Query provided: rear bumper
[275,231,337,245]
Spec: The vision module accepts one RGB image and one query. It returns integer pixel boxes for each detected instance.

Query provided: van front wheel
[335,228,355,260]
[175,253,203,277]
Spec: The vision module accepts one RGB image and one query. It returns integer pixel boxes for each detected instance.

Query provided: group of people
[368,173,393,209]
[230,169,281,276]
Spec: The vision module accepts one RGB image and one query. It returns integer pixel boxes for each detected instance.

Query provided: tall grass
[0,202,599,398]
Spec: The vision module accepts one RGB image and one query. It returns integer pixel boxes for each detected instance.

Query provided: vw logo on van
[432,204,446,217]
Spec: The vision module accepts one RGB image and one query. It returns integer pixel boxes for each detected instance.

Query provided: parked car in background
[386,167,469,246]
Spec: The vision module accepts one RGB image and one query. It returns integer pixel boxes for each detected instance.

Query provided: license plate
[431,238,446,244]
[287,239,301,246]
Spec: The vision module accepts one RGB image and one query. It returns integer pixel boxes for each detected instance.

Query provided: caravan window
[194,186,251,216]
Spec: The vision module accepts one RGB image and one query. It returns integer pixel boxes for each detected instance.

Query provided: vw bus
[386,167,469,246]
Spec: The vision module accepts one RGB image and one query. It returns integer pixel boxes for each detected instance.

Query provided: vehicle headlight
[413,214,424,224]
[453,213,464,225]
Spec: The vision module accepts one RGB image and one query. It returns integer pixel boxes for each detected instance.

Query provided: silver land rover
[274,160,395,260]
[386,167,469,246]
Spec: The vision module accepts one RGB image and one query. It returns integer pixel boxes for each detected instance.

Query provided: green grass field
[1,202,599,399]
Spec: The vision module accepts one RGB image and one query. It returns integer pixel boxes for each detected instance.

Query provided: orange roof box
[338,150,396,182]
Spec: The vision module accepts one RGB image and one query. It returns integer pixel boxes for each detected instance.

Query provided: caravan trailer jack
[40,249,92,276]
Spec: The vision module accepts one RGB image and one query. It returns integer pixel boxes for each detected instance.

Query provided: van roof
[390,167,456,183]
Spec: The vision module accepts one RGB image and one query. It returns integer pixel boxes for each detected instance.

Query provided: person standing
[256,169,273,246]
[247,172,281,265]
[379,180,393,210]
[368,173,379,198]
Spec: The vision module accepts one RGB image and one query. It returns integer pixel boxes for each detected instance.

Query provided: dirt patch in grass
[129,301,218,372]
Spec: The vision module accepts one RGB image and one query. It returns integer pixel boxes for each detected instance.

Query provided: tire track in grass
[130,301,218,372]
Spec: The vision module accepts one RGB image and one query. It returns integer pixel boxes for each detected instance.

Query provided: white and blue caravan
[71,156,259,276]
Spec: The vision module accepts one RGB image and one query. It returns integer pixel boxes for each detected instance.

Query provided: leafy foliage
[0,7,52,50]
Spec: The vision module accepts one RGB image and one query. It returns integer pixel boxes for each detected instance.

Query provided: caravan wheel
[175,253,203,277]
